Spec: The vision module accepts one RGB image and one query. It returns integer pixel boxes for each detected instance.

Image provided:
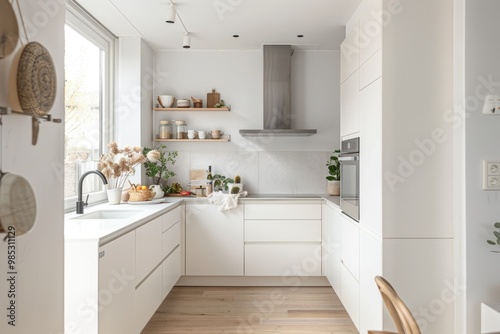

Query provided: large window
[64,3,115,209]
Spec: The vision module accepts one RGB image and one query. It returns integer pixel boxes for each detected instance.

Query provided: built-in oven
[339,137,360,221]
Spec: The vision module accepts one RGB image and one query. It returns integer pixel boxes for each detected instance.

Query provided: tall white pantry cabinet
[338,0,454,333]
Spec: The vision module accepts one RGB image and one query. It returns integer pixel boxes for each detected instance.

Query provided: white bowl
[158,95,175,108]
[176,99,190,108]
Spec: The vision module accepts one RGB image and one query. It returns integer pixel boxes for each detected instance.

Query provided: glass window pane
[64,25,103,198]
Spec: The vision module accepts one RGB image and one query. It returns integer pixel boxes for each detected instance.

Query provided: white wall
[152,50,340,193]
[0,1,64,333]
[154,50,340,152]
[116,37,154,184]
[464,1,500,332]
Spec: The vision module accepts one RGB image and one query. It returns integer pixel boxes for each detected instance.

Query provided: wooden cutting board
[190,169,207,191]
[207,89,220,108]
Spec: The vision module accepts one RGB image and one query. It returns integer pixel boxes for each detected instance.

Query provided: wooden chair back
[374,276,421,334]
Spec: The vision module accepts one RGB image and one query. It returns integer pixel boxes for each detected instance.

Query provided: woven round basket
[128,189,155,202]
[16,42,56,116]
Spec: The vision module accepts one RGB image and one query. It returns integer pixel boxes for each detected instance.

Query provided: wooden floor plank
[141,286,358,334]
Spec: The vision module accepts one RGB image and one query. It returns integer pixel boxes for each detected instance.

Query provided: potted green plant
[142,144,178,197]
[326,149,341,196]
[486,222,500,253]
[228,175,243,194]
[212,174,234,192]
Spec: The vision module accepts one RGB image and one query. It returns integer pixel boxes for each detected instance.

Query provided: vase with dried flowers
[98,142,146,204]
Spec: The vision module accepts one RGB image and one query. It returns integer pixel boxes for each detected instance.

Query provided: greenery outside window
[64,3,116,211]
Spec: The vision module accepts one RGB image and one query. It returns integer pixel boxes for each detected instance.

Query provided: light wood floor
[141,286,358,334]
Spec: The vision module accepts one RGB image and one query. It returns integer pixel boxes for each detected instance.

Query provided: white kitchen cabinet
[245,219,321,242]
[244,201,322,277]
[135,264,163,332]
[359,49,382,90]
[359,78,382,236]
[341,214,360,280]
[163,247,181,297]
[341,29,359,83]
[244,203,321,220]
[340,70,360,137]
[98,231,136,334]
[65,231,137,334]
[322,203,342,295]
[135,208,182,333]
[135,216,163,285]
[359,230,383,334]
[186,204,244,276]
[341,264,360,330]
[161,208,182,299]
[245,244,322,276]
[359,0,382,65]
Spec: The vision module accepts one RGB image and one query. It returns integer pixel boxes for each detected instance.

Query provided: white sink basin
[72,210,145,220]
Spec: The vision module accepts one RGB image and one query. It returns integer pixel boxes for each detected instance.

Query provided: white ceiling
[75,0,362,51]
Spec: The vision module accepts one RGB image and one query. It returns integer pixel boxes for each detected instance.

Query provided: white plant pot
[327,180,340,196]
[107,187,123,205]
[149,185,165,199]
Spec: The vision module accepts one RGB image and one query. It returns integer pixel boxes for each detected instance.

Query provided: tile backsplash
[165,151,329,195]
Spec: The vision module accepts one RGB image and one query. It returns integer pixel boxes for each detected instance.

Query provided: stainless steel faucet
[76,170,108,214]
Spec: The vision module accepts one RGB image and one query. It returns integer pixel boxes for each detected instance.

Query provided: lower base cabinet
[341,264,360,329]
[245,244,322,276]
[135,265,164,332]
[98,231,136,334]
[162,246,181,297]
[186,204,244,276]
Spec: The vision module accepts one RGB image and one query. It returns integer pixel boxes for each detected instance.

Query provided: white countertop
[64,194,340,245]
[65,198,183,244]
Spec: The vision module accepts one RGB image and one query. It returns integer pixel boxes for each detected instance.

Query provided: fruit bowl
[128,184,155,202]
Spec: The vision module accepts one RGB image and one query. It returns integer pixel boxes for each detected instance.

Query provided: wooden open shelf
[154,134,231,142]
[154,107,230,112]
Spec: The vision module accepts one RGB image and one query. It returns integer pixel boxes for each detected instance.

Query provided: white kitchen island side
[64,200,183,334]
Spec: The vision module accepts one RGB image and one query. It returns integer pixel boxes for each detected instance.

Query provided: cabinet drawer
[360,49,382,90]
[163,222,181,258]
[135,265,163,333]
[163,206,181,232]
[245,244,322,276]
[136,216,163,285]
[341,264,360,330]
[245,203,321,220]
[162,247,181,298]
[245,220,321,242]
[341,215,360,280]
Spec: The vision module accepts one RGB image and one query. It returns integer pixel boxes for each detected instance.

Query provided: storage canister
[175,120,187,139]
[159,120,171,139]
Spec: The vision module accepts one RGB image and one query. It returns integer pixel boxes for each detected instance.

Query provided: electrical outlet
[483,95,500,115]
[483,161,500,190]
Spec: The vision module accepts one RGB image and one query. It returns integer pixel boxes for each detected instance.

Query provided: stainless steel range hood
[239,45,317,137]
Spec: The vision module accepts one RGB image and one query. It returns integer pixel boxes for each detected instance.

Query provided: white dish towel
[207,191,247,211]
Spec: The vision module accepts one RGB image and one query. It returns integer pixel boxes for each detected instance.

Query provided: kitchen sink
[71,210,145,220]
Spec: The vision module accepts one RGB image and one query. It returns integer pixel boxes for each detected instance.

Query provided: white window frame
[64,2,117,212]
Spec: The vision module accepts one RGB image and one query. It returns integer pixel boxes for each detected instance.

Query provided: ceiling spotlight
[166,4,176,23]
[297,34,304,38]
[183,33,191,49]
[233,34,240,38]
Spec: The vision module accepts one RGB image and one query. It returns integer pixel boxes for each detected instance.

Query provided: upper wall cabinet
[341,29,359,83]
[359,0,383,66]
[340,70,360,137]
